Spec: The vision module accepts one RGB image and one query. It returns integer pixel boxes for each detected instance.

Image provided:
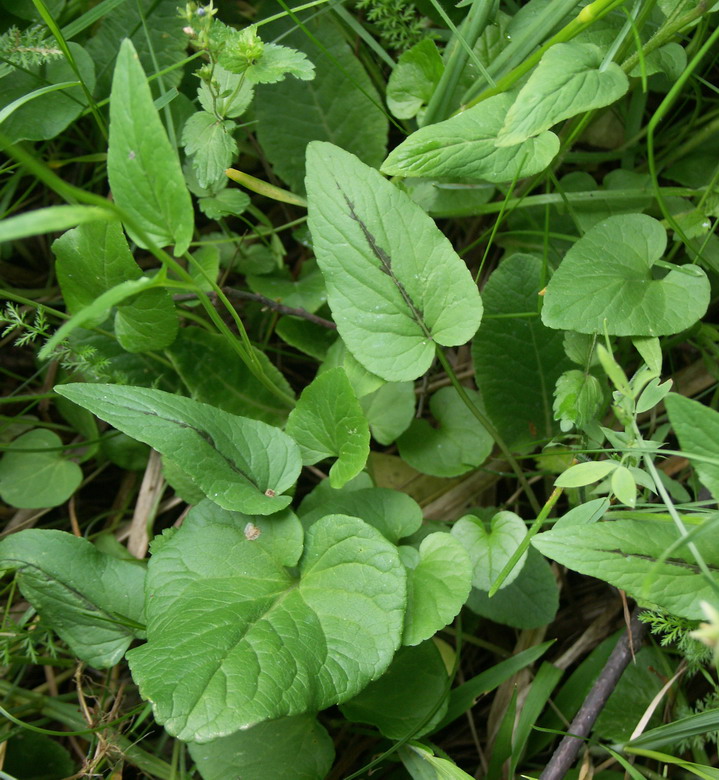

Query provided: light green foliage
[307,143,483,381]
[286,368,370,488]
[398,387,493,477]
[0,530,145,667]
[256,16,387,194]
[611,465,638,508]
[400,744,475,779]
[188,714,334,780]
[182,111,237,189]
[127,512,406,741]
[381,93,559,183]
[54,383,301,515]
[451,511,528,592]
[188,245,221,291]
[665,394,719,502]
[554,459,617,488]
[533,518,719,619]
[198,188,251,219]
[542,215,711,336]
[360,381,415,445]
[107,39,194,255]
[401,533,472,646]
[0,429,82,509]
[473,254,570,449]
[341,640,449,739]
[198,64,254,118]
[553,369,604,432]
[386,38,444,119]
[629,43,687,81]
[498,43,628,146]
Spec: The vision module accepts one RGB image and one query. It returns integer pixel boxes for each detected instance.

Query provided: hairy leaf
[182,111,237,189]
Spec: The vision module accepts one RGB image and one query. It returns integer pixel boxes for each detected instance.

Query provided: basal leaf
[0,429,82,510]
[401,533,472,646]
[107,39,193,255]
[472,254,571,449]
[381,93,559,184]
[54,383,300,515]
[306,143,483,381]
[498,43,628,146]
[127,513,406,741]
[0,529,145,667]
[386,38,444,120]
[397,387,493,477]
[286,368,370,489]
[541,214,710,336]
[182,110,237,189]
[665,394,719,502]
[532,518,719,619]
[188,714,334,780]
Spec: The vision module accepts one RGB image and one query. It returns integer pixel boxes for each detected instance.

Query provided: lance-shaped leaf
[107,39,193,255]
[381,93,559,184]
[532,518,719,620]
[0,530,146,668]
[286,368,370,488]
[498,42,629,146]
[54,384,300,515]
[127,513,406,742]
[542,214,710,337]
[306,142,483,381]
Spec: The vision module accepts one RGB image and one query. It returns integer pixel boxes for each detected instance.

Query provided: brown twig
[540,606,647,780]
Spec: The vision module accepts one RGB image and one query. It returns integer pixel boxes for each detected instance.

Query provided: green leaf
[4,732,74,780]
[497,43,628,146]
[451,511,528,591]
[360,382,416,445]
[247,261,327,313]
[400,744,475,779]
[553,369,604,432]
[397,387,493,477]
[286,368,370,489]
[0,429,82,509]
[307,143,483,381]
[381,93,559,184]
[127,513,406,741]
[0,529,145,667]
[0,205,114,243]
[401,533,472,646]
[188,245,221,292]
[54,383,301,515]
[341,640,449,739]
[632,336,663,376]
[114,288,179,353]
[198,64,254,119]
[255,16,387,194]
[107,39,194,255]
[611,465,637,508]
[198,189,251,220]
[472,254,571,449]
[182,111,237,189]
[541,214,710,337]
[299,486,423,544]
[466,547,559,629]
[554,459,617,488]
[188,714,334,780]
[386,38,444,120]
[532,518,719,619]
[665,393,719,502]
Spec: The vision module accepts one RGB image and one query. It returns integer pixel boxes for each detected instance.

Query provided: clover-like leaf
[127,512,406,741]
[542,214,710,336]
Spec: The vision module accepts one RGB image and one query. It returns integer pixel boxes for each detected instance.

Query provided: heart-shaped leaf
[541,214,710,336]
[54,383,301,515]
[128,512,406,741]
[306,142,483,381]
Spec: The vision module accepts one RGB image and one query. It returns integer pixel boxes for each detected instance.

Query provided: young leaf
[386,38,444,120]
[54,383,301,515]
[473,254,571,448]
[340,640,449,739]
[107,39,193,254]
[397,387,493,477]
[127,513,406,741]
[554,459,617,488]
[401,533,472,646]
[306,142,483,381]
[0,429,82,509]
[553,369,604,432]
[451,512,528,592]
[533,518,719,619]
[0,529,146,667]
[286,368,370,489]
[182,110,237,189]
[188,714,334,780]
[198,64,254,119]
[541,214,710,337]
[497,43,628,146]
[381,93,559,184]
[665,394,719,501]
[611,465,637,508]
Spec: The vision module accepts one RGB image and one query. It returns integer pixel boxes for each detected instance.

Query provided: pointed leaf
[54,383,300,515]
[400,744,475,779]
[127,513,406,741]
[107,39,193,254]
[306,142,483,381]
[381,93,559,184]
[542,214,710,337]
